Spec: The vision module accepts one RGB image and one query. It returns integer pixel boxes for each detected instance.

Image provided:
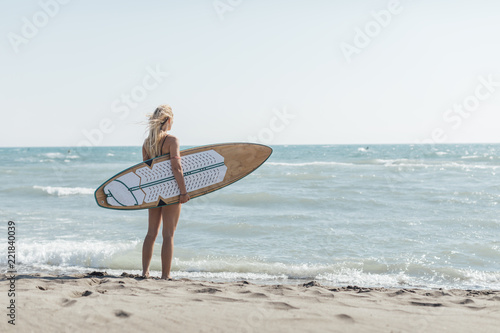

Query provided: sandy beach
[1,272,499,332]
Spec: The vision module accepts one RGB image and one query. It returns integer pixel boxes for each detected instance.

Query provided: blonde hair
[145,105,174,158]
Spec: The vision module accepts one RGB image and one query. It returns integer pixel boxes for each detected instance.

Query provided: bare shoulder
[164,135,180,146]
[161,135,180,155]
[166,134,179,142]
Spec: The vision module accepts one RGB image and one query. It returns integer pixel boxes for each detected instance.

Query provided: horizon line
[2,142,500,149]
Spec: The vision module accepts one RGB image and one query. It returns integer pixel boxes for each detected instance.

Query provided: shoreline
[2,272,499,332]
[6,268,499,291]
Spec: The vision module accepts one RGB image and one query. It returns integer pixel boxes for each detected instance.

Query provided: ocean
[1,144,499,290]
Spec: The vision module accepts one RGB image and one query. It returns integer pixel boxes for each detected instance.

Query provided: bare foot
[160,276,173,281]
[142,272,150,279]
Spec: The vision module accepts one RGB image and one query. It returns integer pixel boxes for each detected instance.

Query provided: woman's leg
[142,207,162,277]
[160,203,182,279]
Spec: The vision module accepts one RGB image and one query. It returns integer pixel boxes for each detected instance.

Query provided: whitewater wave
[44,152,80,159]
[6,239,140,268]
[268,161,354,167]
[267,159,499,170]
[4,240,500,289]
[11,254,499,289]
[33,186,94,196]
[356,159,500,170]
[173,260,500,289]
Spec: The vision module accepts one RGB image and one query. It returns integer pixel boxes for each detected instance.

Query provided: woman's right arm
[169,137,190,204]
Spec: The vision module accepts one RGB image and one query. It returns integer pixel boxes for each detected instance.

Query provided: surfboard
[94,143,272,210]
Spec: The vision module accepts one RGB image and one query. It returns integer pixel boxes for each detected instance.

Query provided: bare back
[142,134,181,161]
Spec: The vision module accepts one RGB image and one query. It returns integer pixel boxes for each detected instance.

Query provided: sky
[1,0,500,147]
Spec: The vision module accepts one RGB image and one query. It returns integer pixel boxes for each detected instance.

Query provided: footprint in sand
[87,278,109,286]
[410,301,443,307]
[248,292,268,299]
[335,314,355,323]
[61,298,77,307]
[195,288,221,294]
[388,289,416,297]
[466,306,487,311]
[71,290,93,297]
[269,302,298,310]
[115,310,131,318]
[455,299,475,305]
[423,291,451,297]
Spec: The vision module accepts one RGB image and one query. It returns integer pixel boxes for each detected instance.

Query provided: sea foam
[33,186,94,196]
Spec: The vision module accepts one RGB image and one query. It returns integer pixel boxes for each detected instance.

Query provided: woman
[141,105,190,279]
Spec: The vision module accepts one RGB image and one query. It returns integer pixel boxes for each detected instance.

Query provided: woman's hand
[179,193,190,204]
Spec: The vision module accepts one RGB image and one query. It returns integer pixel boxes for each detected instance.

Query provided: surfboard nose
[255,144,273,160]
[246,143,273,164]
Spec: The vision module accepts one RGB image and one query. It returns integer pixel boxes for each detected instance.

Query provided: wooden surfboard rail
[94,143,273,210]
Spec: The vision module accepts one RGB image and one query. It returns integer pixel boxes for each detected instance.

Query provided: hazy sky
[1,0,500,147]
